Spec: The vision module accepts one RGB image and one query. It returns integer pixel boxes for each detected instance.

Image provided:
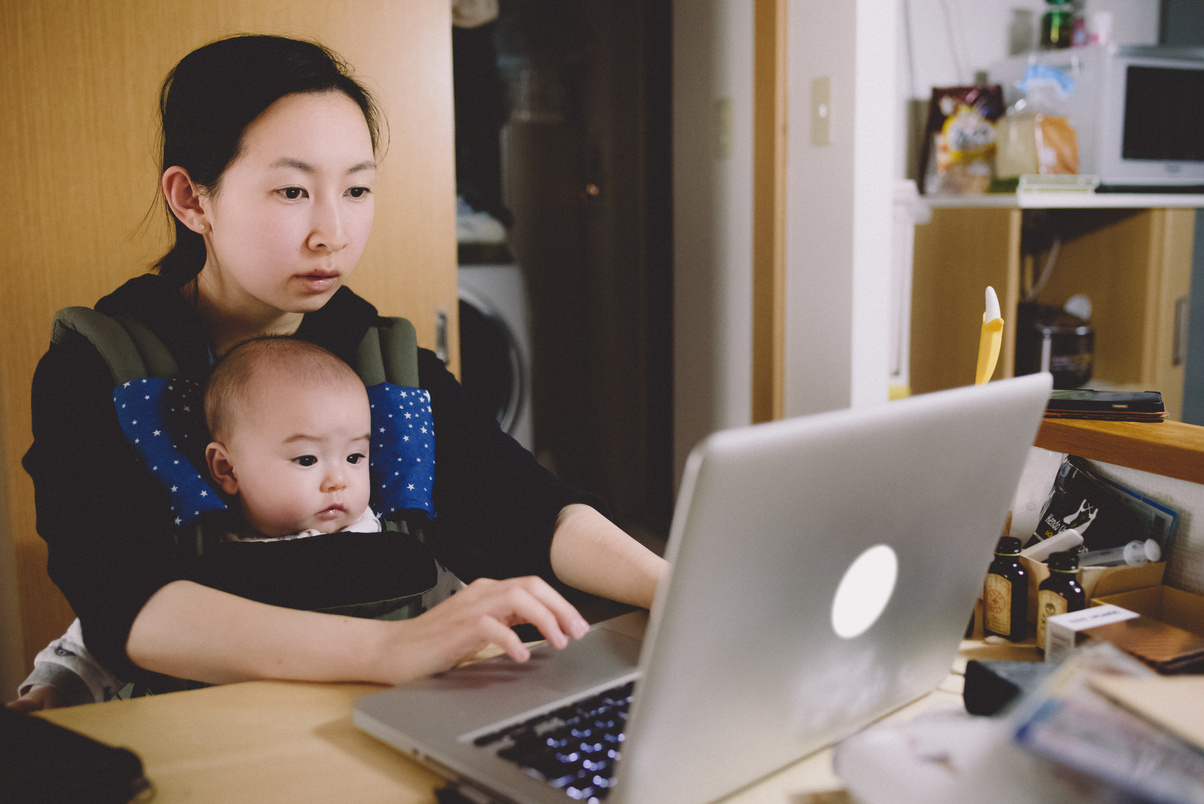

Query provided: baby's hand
[6,684,64,712]
[381,576,590,682]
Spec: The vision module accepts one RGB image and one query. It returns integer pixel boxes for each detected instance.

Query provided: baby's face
[222,376,372,537]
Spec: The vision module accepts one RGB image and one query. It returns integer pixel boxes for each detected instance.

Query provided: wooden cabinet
[910,197,1199,421]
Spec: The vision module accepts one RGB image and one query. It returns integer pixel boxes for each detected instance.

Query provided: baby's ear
[205,442,239,495]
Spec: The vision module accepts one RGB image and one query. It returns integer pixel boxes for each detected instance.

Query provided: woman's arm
[550,504,669,611]
[126,576,591,686]
[125,505,665,686]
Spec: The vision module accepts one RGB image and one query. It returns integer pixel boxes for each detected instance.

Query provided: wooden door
[0,0,458,680]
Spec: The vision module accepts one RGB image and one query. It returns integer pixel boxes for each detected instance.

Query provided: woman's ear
[205,441,239,495]
[162,166,209,234]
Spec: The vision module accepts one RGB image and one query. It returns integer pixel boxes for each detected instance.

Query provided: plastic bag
[995,64,1079,181]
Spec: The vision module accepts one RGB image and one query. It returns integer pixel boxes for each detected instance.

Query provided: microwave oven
[989,45,1204,190]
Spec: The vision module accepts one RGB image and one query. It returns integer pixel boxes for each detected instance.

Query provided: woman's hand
[377,576,590,682]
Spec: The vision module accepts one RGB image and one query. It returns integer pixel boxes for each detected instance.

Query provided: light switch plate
[811,76,830,147]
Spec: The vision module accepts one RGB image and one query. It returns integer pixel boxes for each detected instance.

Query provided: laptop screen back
[615,373,1052,802]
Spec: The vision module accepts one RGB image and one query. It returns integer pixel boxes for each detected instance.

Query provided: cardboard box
[1020,555,1164,626]
[1045,604,1140,662]
[1092,585,1204,639]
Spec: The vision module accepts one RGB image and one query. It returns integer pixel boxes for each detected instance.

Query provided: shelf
[924,192,1204,210]
[909,205,1194,421]
[1034,417,1204,485]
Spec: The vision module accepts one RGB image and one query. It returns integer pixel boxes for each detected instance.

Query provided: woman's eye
[347,453,366,465]
[279,187,306,200]
[294,455,317,467]
[347,186,371,199]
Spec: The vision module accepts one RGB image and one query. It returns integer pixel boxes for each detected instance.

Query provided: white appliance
[457,264,534,451]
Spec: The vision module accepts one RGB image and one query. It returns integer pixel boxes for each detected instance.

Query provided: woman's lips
[296,272,340,293]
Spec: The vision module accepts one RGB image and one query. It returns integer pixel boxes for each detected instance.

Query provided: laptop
[354,372,1053,803]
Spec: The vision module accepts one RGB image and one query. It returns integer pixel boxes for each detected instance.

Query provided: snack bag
[919,85,1005,195]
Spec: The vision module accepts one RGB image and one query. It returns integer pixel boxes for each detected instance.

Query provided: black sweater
[23,274,597,683]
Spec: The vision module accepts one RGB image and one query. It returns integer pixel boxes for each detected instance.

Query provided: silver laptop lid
[616,373,1052,802]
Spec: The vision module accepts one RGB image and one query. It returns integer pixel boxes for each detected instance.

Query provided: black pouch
[0,705,151,803]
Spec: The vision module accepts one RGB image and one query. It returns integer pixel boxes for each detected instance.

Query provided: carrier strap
[53,307,179,385]
[354,316,420,388]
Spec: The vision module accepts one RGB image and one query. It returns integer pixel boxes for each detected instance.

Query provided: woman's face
[197,91,376,320]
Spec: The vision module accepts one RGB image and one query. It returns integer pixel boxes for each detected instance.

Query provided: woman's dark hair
[155,35,382,286]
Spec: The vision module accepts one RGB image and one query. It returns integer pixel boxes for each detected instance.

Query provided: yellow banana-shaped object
[975,286,1003,385]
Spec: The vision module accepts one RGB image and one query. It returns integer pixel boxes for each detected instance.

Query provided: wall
[783,0,896,417]
[673,0,899,480]
[672,1,756,479]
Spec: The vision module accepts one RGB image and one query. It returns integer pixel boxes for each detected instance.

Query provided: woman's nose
[308,199,348,252]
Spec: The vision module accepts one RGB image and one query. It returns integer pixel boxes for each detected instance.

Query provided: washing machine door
[458,286,530,447]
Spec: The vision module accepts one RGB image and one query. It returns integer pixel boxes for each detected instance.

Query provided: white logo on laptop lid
[831,545,898,639]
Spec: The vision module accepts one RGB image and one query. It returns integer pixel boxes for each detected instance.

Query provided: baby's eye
[293,455,317,467]
[347,453,366,465]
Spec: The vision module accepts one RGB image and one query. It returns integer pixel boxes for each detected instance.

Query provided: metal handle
[435,309,449,364]
[1173,295,1189,367]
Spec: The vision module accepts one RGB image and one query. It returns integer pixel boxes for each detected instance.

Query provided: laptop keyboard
[472,680,635,801]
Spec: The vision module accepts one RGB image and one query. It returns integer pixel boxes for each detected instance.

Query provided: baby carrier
[52,306,447,623]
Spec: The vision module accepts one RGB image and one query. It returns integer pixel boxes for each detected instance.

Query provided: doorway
[453,1,675,547]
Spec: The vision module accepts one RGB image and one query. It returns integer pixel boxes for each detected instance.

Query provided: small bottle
[1036,550,1084,652]
[1041,0,1075,49]
[983,536,1028,642]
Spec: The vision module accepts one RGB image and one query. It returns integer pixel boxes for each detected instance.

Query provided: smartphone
[1044,389,1166,422]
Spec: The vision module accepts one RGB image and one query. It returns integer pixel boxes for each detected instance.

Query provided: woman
[20,34,667,699]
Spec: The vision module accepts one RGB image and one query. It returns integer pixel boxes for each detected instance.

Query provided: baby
[11,337,438,709]
[204,336,375,540]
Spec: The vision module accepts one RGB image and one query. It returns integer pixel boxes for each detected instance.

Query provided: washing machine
[457,263,534,451]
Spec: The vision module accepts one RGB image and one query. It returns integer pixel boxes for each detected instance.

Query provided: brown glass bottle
[983,536,1027,641]
[1036,550,1084,652]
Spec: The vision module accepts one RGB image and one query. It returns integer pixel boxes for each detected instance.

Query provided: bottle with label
[1035,550,1084,652]
[983,536,1027,641]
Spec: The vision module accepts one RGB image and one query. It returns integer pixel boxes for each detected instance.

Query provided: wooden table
[41,680,442,803]
[36,644,1020,804]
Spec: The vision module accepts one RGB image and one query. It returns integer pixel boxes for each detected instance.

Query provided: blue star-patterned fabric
[368,383,436,519]
[113,377,227,526]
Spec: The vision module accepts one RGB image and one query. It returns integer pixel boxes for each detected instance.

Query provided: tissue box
[1020,555,1164,626]
[1092,586,1204,638]
[1045,604,1140,662]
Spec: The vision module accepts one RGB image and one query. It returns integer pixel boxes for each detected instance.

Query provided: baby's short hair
[204,337,363,441]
